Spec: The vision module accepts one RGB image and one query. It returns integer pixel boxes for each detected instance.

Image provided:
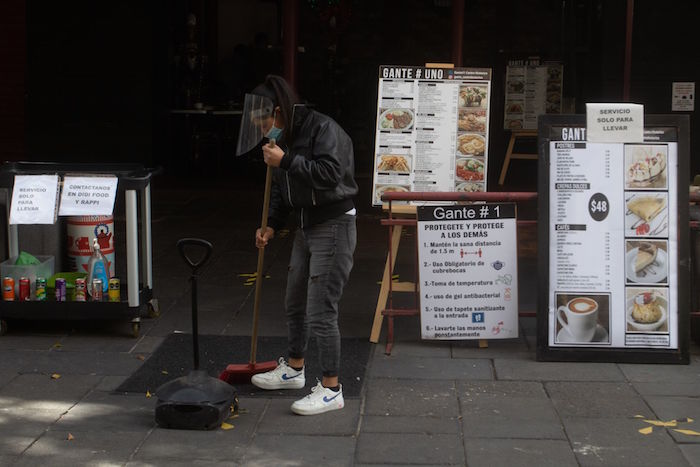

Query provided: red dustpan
[219,141,279,384]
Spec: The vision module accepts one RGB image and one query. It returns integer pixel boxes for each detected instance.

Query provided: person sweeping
[240,75,358,415]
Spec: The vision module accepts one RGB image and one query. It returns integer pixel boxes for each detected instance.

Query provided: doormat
[116,334,372,398]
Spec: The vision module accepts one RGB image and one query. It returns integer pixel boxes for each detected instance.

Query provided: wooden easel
[498,129,538,185]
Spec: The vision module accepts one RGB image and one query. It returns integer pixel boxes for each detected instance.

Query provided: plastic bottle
[87,238,109,296]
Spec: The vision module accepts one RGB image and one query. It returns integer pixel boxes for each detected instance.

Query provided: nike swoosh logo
[281,373,302,380]
[323,393,341,403]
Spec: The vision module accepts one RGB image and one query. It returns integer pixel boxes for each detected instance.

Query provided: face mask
[265,113,283,141]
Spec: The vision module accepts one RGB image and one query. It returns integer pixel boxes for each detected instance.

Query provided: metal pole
[623,0,634,101]
[125,190,140,307]
[451,0,465,67]
[283,0,298,89]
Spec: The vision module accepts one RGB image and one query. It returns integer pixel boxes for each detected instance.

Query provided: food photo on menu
[373,184,409,205]
[455,156,485,182]
[625,239,668,285]
[456,133,486,157]
[625,192,668,237]
[459,86,488,108]
[554,293,610,344]
[626,287,669,333]
[378,108,414,131]
[376,154,411,173]
[624,144,668,189]
[458,109,487,133]
[455,181,484,192]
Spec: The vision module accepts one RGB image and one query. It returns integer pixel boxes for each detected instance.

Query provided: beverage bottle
[87,238,109,296]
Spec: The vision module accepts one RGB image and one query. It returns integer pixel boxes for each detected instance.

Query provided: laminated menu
[372,66,492,205]
[547,129,679,349]
[504,60,563,130]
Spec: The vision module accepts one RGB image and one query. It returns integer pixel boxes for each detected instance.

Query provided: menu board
[372,66,492,206]
[537,115,690,363]
[417,203,518,340]
[504,62,563,130]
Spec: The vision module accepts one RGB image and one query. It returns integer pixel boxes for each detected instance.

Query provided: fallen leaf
[643,419,677,427]
[53,343,62,349]
[638,426,653,435]
[146,391,152,398]
[136,355,145,361]
[674,429,700,436]
[161,370,169,375]
[221,423,234,430]
[633,415,645,418]
[51,374,61,380]
[67,433,75,440]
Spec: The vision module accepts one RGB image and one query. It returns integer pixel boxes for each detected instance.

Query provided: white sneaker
[291,381,344,415]
[251,357,305,390]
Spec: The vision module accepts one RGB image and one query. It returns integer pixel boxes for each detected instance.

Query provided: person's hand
[262,143,284,167]
[255,226,275,248]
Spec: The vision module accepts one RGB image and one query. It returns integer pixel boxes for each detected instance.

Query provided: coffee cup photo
[557,297,601,342]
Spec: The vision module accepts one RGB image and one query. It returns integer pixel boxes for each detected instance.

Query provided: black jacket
[268,105,358,230]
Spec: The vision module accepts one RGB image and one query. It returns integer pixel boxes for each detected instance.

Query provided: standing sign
[537,114,690,363]
[372,65,492,205]
[504,60,563,130]
[417,203,518,340]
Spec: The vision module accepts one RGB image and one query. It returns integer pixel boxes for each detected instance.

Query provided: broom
[219,139,279,383]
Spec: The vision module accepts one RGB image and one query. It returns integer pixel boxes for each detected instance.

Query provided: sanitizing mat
[116,334,372,398]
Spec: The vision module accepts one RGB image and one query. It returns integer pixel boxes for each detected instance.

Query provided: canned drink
[19,277,30,301]
[55,278,66,302]
[108,278,120,302]
[3,277,15,301]
[35,277,47,301]
[75,278,87,302]
[92,279,103,301]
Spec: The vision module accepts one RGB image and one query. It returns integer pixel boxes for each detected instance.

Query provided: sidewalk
[1,178,700,466]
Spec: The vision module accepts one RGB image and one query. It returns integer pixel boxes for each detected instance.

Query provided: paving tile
[0,370,17,390]
[632,382,700,397]
[451,337,533,360]
[127,460,228,467]
[364,378,459,417]
[644,396,700,443]
[0,373,101,411]
[361,414,461,434]
[562,417,690,466]
[458,381,564,439]
[0,334,61,351]
[370,355,493,380]
[546,381,650,418]
[16,350,144,376]
[50,392,156,431]
[377,339,452,358]
[131,335,166,354]
[241,433,355,467]
[256,399,359,435]
[494,359,624,381]
[620,362,700,384]
[356,432,464,465]
[681,444,700,467]
[0,420,52,455]
[14,430,145,467]
[54,334,139,352]
[464,439,578,467]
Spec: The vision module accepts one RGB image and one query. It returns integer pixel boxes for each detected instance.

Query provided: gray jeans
[286,214,356,377]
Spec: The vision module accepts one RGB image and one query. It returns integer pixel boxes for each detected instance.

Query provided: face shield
[236,93,275,156]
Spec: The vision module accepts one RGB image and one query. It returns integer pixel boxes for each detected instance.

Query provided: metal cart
[0,162,159,337]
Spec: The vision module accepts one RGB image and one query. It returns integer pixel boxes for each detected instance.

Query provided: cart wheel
[0,320,7,336]
[132,322,140,338]
[147,299,160,318]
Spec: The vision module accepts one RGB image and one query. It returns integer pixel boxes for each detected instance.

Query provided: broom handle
[250,139,275,364]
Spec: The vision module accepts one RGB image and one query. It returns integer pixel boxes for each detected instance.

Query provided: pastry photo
[625,192,668,237]
[625,240,668,284]
[626,288,668,333]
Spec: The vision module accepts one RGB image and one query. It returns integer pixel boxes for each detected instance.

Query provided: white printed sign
[586,103,644,143]
[417,203,518,340]
[672,82,695,111]
[58,176,118,216]
[9,175,60,224]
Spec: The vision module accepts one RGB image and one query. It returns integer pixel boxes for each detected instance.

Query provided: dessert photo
[624,144,668,189]
[626,288,668,333]
[625,192,668,237]
[625,240,668,284]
